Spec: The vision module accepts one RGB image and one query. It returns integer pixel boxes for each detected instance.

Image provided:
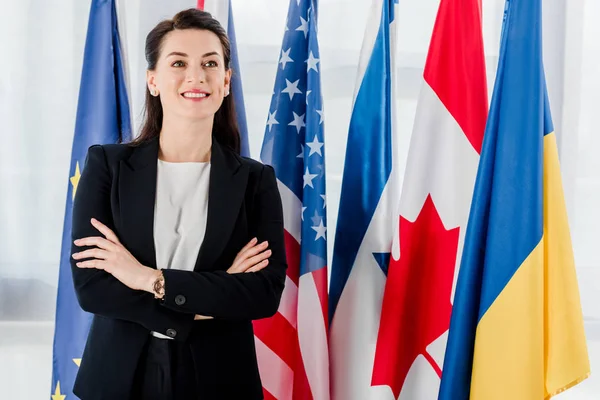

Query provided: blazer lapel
[118,137,249,272]
[194,141,249,271]
[118,137,160,269]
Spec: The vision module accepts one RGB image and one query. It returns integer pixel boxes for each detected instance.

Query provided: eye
[204,60,218,68]
[171,60,185,67]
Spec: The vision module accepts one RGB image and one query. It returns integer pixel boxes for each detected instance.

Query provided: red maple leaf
[371,194,459,398]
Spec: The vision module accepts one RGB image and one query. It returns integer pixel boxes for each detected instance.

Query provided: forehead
[160,29,223,58]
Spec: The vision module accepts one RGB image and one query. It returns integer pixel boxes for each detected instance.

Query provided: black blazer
[70,137,287,400]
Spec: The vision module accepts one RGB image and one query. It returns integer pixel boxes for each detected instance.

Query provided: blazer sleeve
[71,145,194,341]
[159,164,287,320]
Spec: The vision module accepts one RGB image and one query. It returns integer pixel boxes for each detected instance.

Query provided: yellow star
[73,358,81,367]
[52,381,66,400]
[70,161,81,200]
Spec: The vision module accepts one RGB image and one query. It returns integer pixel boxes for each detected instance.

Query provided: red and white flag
[371,0,488,398]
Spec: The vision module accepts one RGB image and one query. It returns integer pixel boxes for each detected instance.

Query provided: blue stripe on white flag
[329,0,395,322]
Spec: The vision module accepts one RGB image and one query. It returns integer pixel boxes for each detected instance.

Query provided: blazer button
[166,328,177,338]
[175,295,186,306]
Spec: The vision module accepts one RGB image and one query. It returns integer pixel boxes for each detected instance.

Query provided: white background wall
[0,0,598,398]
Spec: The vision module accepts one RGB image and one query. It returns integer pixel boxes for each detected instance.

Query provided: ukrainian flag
[438,0,590,399]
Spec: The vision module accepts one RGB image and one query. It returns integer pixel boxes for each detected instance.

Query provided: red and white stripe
[253,181,330,400]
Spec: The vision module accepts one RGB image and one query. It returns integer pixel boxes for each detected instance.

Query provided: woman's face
[147,29,231,121]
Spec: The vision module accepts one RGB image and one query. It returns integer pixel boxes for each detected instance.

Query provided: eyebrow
[165,51,221,58]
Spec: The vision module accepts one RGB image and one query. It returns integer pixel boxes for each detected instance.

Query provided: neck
[158,113,213,163]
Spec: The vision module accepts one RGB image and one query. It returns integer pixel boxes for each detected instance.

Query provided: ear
[224,69,232,93]
[146,70,157,92]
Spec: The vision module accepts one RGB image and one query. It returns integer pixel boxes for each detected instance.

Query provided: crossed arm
[70,146,287,341]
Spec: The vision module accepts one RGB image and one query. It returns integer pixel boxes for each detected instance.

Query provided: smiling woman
[68,8,287,400]
[130,9,240,156]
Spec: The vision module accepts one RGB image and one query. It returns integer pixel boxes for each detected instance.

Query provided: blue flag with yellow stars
[50,0,132,398]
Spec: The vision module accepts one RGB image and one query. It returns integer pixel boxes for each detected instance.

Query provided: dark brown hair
[129,8,240,153]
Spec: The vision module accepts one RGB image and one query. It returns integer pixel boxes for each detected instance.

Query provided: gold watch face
[153,278,164,295]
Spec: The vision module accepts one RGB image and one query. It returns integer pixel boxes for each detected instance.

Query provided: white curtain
[0,0,597,398]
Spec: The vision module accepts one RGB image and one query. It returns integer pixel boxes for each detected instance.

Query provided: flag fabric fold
[438,0,590,399]
[328,1,401,399]
[371,0,488,398]
[50,0,132,398]
[257,0,329,398]
[198,0,250,157]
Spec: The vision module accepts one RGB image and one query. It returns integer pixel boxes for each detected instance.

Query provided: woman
[69,8,286,400]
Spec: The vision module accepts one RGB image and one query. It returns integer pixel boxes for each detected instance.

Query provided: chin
[179,109,217,121]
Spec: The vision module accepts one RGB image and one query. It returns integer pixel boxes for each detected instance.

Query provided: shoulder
[217,142,275,184]
[81,142,140,183]
[86,142,135,165]
[229,151,277,190]
[239,155,272,175]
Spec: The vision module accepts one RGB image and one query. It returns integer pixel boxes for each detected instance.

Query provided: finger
[230,249,271,273]
[74,236,117,251]
[194,315,214,320]
[237,249,272,272]
[90,218,121,244]
[237,237,258,256]
[233,241,268,268]
[232,241,269,269]
[75,260,106,270]
[72,248,109,261]
[245,259,269,273]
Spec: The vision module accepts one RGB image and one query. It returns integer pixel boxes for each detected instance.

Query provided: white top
[151,159,211,339]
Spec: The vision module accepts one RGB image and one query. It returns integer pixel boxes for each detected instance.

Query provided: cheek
[158,70,184,90]
[209,71,227,89]
[169,74,184,88]
[212,85,223,96]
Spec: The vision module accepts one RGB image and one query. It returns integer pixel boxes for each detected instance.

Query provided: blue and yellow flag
[438,0,590,399]
[50,0,132,398]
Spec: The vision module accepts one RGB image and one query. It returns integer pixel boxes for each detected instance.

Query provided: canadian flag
[370,0,488,399]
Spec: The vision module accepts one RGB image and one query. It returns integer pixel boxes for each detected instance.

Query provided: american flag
[255,0,329,399]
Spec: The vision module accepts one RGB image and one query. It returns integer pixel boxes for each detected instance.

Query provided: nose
[186,63,206,84]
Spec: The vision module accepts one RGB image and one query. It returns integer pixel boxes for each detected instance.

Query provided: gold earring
[151,89,158,96]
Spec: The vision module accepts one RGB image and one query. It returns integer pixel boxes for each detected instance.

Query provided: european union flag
[50,0,132,397]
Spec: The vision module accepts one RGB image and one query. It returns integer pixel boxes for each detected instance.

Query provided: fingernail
[252,237,258,243]
[263,241,269,246]
[90,218,96,223]
[76,262,81,267]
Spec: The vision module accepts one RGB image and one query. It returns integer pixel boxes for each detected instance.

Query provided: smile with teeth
[182,92,209,98]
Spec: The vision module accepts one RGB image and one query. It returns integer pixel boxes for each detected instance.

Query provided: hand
[73,218,157,292]
[227,237,271,274]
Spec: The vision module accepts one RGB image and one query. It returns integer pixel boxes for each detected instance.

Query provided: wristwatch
[152,270,165,299]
